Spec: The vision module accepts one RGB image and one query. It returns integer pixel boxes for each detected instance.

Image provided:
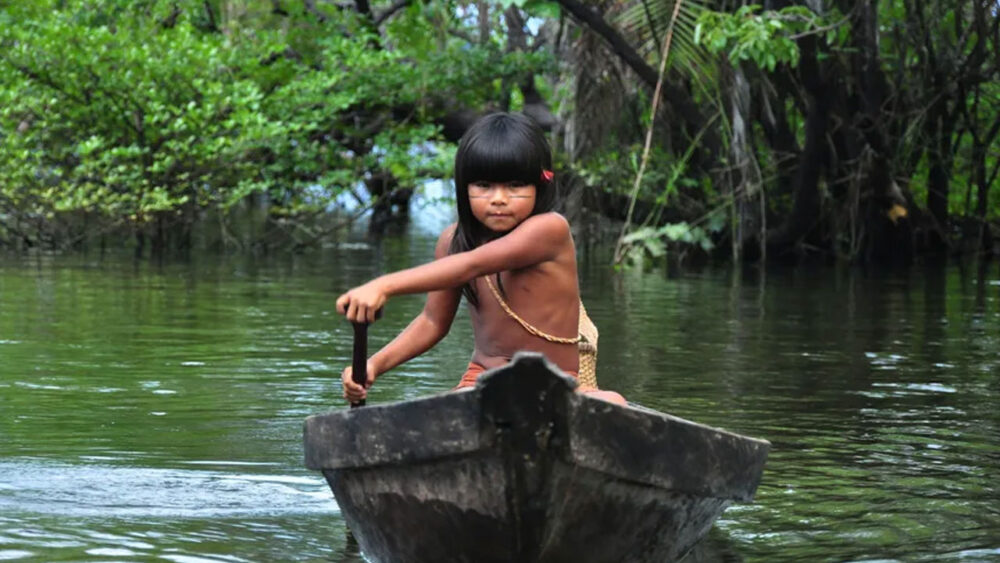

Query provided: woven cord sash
[482,275,599,388]
[482,275,579,344]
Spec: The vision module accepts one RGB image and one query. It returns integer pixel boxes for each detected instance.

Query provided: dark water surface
[2,224,1000,561]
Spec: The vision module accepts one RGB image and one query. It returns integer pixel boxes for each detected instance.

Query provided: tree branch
[447,28,476,44]
[270,0,290,16]
[202,0,219,31]
[374,0,411,26]
[303,0,328,22]
[552,0,716,152]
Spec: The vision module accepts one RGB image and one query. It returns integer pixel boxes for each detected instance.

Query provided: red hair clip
[541,169,554,182]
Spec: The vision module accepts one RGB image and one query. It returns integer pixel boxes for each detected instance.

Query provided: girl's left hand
[336,281,387,323]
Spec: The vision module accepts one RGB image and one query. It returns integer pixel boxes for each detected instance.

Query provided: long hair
[449,112,555,306]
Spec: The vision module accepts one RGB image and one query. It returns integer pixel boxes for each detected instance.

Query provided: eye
[506,181,529,188]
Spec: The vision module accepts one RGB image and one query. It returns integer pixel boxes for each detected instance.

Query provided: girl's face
[467,180,537,233]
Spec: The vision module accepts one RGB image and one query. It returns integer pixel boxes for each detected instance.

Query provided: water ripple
[0,460,335,518]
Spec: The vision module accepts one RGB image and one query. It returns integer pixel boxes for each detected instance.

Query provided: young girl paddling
[336,112,625,405]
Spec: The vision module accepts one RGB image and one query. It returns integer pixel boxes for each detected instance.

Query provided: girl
[336,112,625,405]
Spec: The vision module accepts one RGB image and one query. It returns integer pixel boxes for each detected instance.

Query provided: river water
[1,217,999,561]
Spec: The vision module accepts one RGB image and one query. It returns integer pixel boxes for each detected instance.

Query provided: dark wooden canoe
[304,353,769,563]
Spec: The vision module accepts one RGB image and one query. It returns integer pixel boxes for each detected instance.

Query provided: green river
[2,215,999,561]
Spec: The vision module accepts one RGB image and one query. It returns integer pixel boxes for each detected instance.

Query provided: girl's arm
[336,213,569,323]
[341,227,462,401]
[368,285,460,375]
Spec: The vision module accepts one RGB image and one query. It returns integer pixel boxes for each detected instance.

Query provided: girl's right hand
[336,280,388,324]
[342,361,378,402]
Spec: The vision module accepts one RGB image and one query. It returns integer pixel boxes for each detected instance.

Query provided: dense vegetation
[1,0,997,265]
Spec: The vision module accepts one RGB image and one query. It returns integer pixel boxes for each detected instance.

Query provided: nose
[489,184,509,204]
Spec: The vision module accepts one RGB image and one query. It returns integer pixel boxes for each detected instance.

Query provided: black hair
[449,112,555,306]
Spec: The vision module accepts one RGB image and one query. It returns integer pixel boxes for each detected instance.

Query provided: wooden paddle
[345,312,380,545]
[350,309,382,408]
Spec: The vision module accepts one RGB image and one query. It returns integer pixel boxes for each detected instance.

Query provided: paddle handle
[349,308,382,409]
[350,322,368,408]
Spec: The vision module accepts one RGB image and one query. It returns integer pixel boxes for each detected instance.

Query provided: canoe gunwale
[304,388,484,471]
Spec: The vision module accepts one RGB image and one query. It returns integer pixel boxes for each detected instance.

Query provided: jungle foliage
[0,0,548,252]
[1,0,998,265]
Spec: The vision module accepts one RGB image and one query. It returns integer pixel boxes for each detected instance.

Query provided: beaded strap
[482,275,581,345]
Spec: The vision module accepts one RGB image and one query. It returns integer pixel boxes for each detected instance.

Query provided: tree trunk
[134,230,145,260]
[552,0,723,168]
[725,63,763,262]
[756,73,799,211]
[973,154,993,255]
[925,147,950,253]
[850,0,912,266]
[766,35,827,255]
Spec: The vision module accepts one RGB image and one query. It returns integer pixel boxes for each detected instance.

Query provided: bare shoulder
[517,212,571,240]
[438,222,458,242]
[435,222,458,259]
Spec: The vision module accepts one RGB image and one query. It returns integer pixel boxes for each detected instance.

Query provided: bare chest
[467,272,579,369]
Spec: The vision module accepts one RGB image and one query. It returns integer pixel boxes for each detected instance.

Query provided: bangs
[456,124,544,186]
